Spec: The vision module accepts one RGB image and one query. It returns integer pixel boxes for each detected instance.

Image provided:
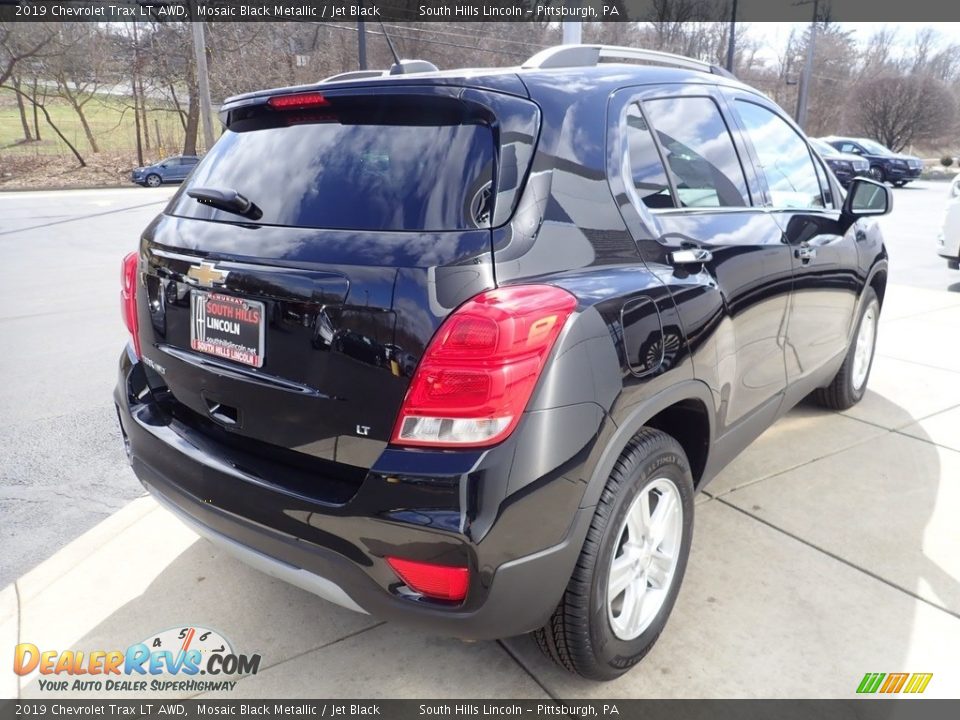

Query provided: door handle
[670,248,713,265]
[795,246,816,262]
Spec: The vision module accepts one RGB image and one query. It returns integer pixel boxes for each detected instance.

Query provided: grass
[0,87,193,164]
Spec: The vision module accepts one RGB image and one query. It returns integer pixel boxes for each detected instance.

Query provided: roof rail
[521,44,735,79]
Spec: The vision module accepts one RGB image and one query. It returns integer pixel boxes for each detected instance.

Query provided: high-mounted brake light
[266,92,330,110]
[121,252,141,358]
[386,557,469,602]
[392,285,577,448]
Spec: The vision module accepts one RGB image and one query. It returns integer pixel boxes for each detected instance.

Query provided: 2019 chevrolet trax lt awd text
[114,44,891,680]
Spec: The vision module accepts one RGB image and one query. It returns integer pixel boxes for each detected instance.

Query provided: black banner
[2,0,960,23]
[3,700,960,720]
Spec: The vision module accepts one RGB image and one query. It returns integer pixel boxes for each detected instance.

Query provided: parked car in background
[810,138,869,187]
[130,155,201,187]
[938,189,960,270]
[822,136,923,186]
[115,44,891,680]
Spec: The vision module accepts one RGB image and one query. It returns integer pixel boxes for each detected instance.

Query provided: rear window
[169,96,496,231]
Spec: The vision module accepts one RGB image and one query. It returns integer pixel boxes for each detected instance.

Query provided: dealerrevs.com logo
[857,672,933,694]
[14,626,261,693]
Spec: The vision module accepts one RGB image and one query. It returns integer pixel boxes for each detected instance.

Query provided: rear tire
[534,428,694,680]
[813,288,880,410]
[868,166,886,183]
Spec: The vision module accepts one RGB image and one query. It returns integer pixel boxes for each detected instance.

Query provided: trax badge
[187,261,229,286]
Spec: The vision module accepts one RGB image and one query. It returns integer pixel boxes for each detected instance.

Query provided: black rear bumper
[114,349,596,640]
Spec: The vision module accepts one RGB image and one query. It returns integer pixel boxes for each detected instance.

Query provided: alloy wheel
[607,477,683,640]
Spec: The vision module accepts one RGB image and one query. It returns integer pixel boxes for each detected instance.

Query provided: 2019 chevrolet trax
[115,44,891,680]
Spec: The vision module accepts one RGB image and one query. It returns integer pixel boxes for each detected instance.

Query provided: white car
[938,182,960,269]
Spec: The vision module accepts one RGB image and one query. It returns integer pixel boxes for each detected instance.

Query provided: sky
[747,22,960,64]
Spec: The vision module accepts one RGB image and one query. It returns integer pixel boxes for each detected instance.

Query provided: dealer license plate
[190,291,265,368]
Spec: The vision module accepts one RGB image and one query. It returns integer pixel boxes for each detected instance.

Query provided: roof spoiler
[321,60,439,83]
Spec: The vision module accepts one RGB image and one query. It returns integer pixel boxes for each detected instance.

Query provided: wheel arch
[580,380,716,508]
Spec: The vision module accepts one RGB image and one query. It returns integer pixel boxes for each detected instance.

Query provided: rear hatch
[136,83,539,477]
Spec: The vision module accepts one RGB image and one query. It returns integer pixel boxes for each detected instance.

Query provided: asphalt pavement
[1,180,959,698]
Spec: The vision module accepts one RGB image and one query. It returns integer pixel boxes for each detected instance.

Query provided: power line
[312,22,539,60]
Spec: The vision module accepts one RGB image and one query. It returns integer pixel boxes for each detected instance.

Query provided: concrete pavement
[3,281,960,699]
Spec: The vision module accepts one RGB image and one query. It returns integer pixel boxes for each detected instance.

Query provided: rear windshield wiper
[187,187,262,220]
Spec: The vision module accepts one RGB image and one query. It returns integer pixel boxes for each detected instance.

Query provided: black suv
[115,45,891,680]
[823,136,923,186]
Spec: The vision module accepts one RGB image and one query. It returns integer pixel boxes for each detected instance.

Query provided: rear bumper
[114,350,596,640]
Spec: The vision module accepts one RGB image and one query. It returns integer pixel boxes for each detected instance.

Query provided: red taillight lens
[121,252,141,358]
[386,557,469,602]
[266,92,330,110]
[392,285,577,448]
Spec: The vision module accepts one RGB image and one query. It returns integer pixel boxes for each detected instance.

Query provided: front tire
[534,428,694,680]
[145,174,162,188]
[814,287,880,410]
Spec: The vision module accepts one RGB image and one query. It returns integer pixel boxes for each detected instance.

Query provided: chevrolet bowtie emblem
[187,261,229,286]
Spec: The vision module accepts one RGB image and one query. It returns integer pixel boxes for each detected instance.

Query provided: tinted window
[170,103,495,231]
[624,104,673,208]
[735,101,825,210]
[641,96,750,208]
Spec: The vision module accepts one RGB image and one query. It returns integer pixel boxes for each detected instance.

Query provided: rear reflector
[386,557,469,602]
[266,92,330,110]
[392,285,577,448]
[121,252,141,358]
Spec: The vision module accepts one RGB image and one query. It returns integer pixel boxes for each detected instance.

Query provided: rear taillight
[386,557,469,602]
[121,252,141,358]
[392,285,577,448]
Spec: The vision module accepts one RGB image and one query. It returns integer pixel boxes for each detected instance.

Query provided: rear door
[728,95,858,391]
[136,86,538,469]
[612,85,792,436]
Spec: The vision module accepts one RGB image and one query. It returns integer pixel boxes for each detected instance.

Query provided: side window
[641,96,750,208]
[624,104,674,209]
[735,101,825,210]
[841,142,860,155]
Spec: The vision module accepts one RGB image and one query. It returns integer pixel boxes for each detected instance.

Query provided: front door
[728,97,858,390]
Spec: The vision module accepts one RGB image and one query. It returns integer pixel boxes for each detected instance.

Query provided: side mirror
[843,177,892,219]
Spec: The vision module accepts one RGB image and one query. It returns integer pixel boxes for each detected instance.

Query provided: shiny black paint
[116,64,888,638]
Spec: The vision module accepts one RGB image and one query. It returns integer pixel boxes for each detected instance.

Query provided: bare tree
[47,24,115,153]
[853,74,957,151]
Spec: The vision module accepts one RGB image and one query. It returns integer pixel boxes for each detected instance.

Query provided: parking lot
[2,181,959,698]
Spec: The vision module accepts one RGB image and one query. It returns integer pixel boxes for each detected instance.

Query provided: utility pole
[725,0,738,73]
[358,21,367,70]
[562,0,581,44]
[131,21,143,167]
[190,10,215,152]
[795,0,819,130]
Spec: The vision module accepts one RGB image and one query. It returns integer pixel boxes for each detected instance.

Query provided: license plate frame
[189,291,266,368]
